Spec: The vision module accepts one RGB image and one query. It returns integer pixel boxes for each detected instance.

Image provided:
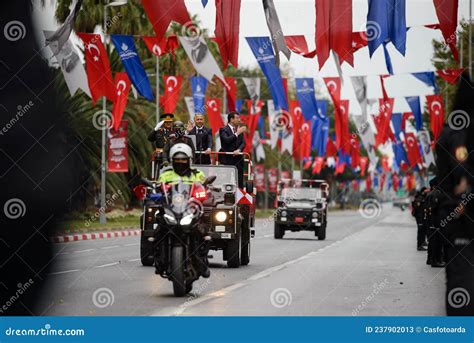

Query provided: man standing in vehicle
[186,113,213,164]
[219,112,247,188]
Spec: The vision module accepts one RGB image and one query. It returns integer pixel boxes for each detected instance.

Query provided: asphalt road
[37,206,445,316]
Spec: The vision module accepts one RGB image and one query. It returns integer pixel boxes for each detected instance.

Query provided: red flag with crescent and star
[350,135,360,169]
[426,94,445,142]
[161,75,182,113]
[77,33,115,104]
[112,72,130,131]
[206,98,224,135]
[405,132,423,168]
[323,77,341,104]
[437,68,464,84]
[334,99,350,153]
[289,100,304,160]
[374,98,395,146]
[239,112,260,154]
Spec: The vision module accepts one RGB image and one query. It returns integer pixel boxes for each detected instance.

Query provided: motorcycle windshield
[167,183,192,215]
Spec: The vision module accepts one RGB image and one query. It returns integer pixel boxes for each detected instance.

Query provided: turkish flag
[112,72,130,131]
[285,35,317,58]
[215,0,241,68]
[142,0,192,42]
[239,113,260,154]
[365,175,372,192]
[379,173,386,193]
[360,156,368,177]
[381,156,390,172]
[335,158,346,175]
[161,75,182,113]
[406,173,416,192]
[77,33,115,104]
[402,112,414,131]
[350,135,360,169]
[437,68,464,84]
[426,94,445,142]
[323,77,341,104]
[206,98,224,134]
[289,100,303,160]
[433,0,459,61]
[374,98,395,146]
[300,119,312,159]
[315,0,353,68]
[326,137,337,157]
[392,174,400,192]
[225,77,237,112]
[352,32,368,53]
[335,99,350,153]
[312,157,325,175]
[405,132,423,168]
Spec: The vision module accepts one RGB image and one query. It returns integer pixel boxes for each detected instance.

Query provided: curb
[51,228,140,243]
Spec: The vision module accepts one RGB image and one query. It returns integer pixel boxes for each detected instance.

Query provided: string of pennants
[44,0,463,192]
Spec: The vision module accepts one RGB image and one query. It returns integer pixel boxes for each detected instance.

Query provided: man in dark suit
[219,112,247,187]
[186,113,213,164]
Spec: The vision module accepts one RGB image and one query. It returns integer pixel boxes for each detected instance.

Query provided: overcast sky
[32,0,473,114]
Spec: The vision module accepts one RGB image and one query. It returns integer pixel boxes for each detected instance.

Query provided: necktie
[232,126,236,134]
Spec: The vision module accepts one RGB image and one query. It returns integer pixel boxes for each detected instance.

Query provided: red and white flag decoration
[437,68,464,84]
[374,98,395,146]
[312,157,325,175]
[161,75,182,113]
[108,120,129,173]
[285,35,317,58]
[335,99,350,153]
[426,94,445,142]
[404,132,423,168]
[206,98,224,135]
[323,77,341,104]
[350,135,360,169]
[432,0,459,61]
[142,0,192,42]
[112,72,130,131]
[236,188,253,205]
[77,33,115,104]
[360,156,368,177]
[143,35,179,57]
[215,0,241,69]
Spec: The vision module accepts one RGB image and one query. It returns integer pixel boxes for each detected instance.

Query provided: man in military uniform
[147,113,175,177]
[412,187,428,251]
[435,73,474,315]
[158,143,209,277]
[162,121,196,164]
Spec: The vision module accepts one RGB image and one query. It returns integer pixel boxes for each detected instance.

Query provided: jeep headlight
[281,210,287,217]
[312,211,318,218]
[215,211,227,223]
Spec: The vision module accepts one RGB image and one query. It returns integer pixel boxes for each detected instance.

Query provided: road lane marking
[101,245,120,250]
[73,249,96,253]
[124,243,139,247]
[48,269,80,275]
[128,258,140,262]
[95,262,119,268]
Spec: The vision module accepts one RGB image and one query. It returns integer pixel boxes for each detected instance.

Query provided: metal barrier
[195,151,253,181]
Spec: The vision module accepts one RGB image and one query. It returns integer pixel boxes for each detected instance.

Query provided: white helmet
[169,143,193,159]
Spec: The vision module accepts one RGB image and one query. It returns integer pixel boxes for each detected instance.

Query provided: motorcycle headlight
[180,214,194,226]
[164,213,177,225]
[215,211,227,223]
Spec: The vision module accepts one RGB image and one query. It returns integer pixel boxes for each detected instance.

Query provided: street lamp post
[99,0,128,225]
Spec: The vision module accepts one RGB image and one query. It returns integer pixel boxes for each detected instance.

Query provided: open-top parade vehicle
[274,179,329,240]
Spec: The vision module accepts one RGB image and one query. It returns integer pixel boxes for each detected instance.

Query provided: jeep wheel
[140,234,154,266]
[226,236,241,268]
[317,224,326,241]
[240,223,251,266]
[274,223,284,239]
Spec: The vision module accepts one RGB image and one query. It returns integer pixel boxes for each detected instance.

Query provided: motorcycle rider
[158,143,210,278]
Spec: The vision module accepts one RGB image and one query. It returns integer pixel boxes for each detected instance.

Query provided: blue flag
[367,0,406,57]
[392,140,409,170]
[191,76,208,114]
[111,35,154,101]
[246,37,288,110]
[201,0,208,7]
[295,78,319,121]
[312,115,329,156]
[412,72,438,93]
[317,100,328,119]
[391,113,403,140]
[235,99,243,113]
[405,96,423,131]
[383,43,394,75]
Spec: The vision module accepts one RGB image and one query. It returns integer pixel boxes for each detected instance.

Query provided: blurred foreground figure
[435,73,474,316]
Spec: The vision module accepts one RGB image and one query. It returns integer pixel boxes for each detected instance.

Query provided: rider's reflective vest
[158,169,206,184]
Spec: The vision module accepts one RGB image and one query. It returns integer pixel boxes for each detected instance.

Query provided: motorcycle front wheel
[171,246,187,297]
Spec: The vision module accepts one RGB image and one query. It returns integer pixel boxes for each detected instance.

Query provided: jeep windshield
[280,187,322,202]
[194,165,238,189]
